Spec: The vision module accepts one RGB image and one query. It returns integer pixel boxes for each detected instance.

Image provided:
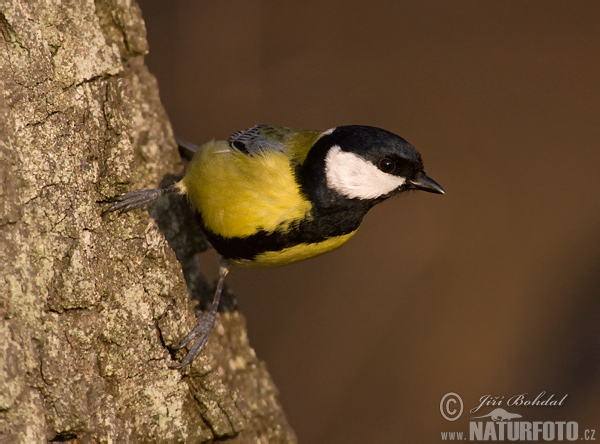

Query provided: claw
[170,317,215,369]
[170,259,230,369]
[100,184,179,216]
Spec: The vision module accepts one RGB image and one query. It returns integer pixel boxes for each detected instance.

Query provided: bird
[102,124,444,367]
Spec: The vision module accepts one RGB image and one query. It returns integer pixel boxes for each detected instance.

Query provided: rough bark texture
[0,1,295,442]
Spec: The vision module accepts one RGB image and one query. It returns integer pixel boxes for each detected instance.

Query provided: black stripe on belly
[202,204,370,262]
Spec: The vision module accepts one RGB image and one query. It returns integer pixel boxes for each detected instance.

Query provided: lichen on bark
[0,1,295,442]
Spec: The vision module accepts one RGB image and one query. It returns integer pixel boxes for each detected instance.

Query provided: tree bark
[0,1,295,442]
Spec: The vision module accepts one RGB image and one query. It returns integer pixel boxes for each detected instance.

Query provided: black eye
[378,158,396,173]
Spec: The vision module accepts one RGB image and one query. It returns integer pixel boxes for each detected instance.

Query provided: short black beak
[409,172,445,194]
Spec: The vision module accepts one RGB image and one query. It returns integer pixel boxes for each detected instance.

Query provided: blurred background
[139,1,599,442]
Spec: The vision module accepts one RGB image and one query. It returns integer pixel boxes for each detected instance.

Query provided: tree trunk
[0,1,295,442]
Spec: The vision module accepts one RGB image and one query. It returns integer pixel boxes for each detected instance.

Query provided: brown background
[139,1,599,442]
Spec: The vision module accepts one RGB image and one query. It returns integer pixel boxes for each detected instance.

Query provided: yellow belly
[231,231,357,267]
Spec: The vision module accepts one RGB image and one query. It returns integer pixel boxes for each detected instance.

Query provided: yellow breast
[180,140,313,238]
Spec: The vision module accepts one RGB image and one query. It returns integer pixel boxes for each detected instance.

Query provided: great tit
[103,124,444,367]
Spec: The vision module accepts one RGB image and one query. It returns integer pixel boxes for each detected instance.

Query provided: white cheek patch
[325,145,406,200]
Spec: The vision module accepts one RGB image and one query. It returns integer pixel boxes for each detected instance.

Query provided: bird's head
[299,125,444,209]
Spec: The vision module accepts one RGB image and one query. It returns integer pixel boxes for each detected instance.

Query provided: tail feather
[176,138,201,161]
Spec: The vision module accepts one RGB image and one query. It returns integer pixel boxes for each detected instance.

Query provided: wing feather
[227,124,296,155]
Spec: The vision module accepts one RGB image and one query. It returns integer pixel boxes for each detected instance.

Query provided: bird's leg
[100,184,180,215]
[170,259,230,369]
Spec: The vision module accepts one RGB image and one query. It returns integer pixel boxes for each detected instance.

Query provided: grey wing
[227,124,288,155]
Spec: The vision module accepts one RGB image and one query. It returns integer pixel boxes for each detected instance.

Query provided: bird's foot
[170,309,218,369]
